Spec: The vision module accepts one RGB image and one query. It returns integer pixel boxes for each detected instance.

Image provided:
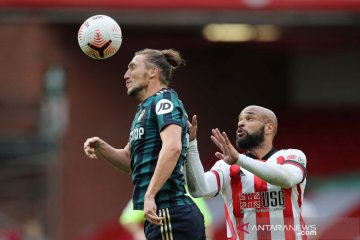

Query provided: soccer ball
[78,15,122,59]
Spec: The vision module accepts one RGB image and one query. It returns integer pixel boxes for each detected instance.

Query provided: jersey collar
[139,87,169,108]
[245,146,278,160]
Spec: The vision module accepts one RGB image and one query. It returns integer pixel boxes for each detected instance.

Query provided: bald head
[240,105,278,137]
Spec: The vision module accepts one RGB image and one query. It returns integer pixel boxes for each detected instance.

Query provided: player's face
[124,55,150,97]
[236,112,265,150]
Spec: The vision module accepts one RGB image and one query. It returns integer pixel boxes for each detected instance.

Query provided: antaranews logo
[237,222,250,234]
[251,224,317,236]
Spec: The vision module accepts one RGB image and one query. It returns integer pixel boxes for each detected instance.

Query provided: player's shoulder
[279,148,306,159]
[211,159,231,171]
[277,148,307,166]
[210,160,242,185]
[153,88,180,103]
[154,88,179,100]
[152,88,181,114]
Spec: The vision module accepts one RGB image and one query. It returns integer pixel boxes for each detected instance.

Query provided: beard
[127,83,145,97]
[236,126,265,150]
[127,73,148,97]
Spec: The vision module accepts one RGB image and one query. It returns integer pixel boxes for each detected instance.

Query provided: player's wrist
[144,192,156,199]
[189,139,197,145]
[94,139,105,151]
[235,153,243,165]
[188,139,198,153]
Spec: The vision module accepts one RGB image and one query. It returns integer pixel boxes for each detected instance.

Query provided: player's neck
[137,82,167,102]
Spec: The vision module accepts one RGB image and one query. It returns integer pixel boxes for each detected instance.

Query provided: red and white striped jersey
[210,149,307,240]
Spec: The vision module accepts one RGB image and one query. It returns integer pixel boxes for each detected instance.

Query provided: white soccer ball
[78,15,122,59]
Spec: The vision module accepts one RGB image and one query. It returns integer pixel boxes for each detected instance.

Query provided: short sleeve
[153,90,184,132]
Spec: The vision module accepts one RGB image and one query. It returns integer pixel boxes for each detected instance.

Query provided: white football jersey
[210,149,307,240]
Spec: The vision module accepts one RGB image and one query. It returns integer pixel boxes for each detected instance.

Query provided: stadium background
[0,0,360,239]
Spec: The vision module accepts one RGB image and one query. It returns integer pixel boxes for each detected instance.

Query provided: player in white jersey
[185,105,307,240]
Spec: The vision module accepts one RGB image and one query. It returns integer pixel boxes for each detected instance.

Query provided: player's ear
[265,123,274,135]
[149,67,158,78]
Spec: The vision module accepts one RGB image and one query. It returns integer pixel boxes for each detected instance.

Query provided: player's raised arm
[236,149,306,188]
[185,115,222,198]
[83,137,131,173]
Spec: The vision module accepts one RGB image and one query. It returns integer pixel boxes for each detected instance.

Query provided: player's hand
[83,137,102,159]
[143,195,163,226]
[187,115,198,141]
[211,128,239,165]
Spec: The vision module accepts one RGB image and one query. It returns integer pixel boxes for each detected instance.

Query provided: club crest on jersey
[155,99,174,115]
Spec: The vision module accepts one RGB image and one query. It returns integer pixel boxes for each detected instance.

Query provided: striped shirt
[211,149,307,240]
[129,88,192,210]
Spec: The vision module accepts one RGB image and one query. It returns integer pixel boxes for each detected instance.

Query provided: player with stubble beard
[84,49,206,240]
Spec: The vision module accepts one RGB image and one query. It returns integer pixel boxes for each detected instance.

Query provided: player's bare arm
[143,124,182,225]
[83,137,131,173]
[211,128,305,188]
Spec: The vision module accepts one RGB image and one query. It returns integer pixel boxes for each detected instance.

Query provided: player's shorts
[144,203,206,240]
